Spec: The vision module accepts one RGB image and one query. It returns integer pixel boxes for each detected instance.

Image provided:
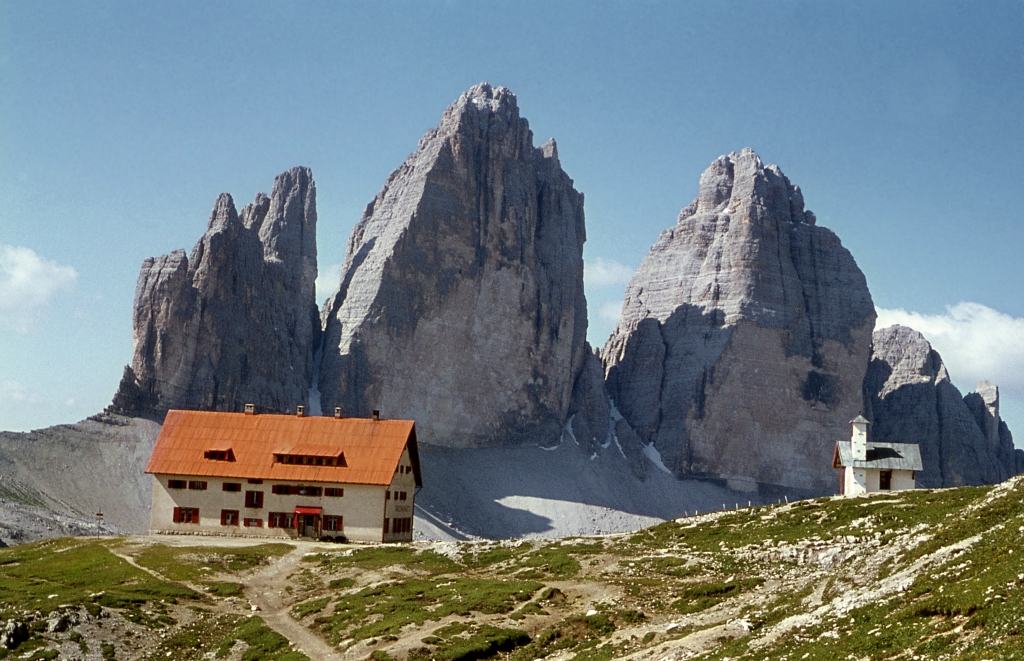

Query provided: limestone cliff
[318,84,589,448]
[112,167,318,415]
[602,149,875,492]
[864,325,1023,487]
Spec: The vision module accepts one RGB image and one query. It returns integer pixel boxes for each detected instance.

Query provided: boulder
[318,83,589,447]
[866,325,1022,486]
[602,149,875,492]
[111,167,318,415]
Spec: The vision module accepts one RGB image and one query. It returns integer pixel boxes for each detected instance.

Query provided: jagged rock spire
[318,83,589,447]
[112,167,318,415]
[602,149,875,492]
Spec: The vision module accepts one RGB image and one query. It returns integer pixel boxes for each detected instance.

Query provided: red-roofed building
[145,407,421,542]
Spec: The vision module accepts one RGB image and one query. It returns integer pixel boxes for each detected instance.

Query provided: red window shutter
[290,486,299,495]
[220,510,226,525]
[384,517,390,533]
[194,509,199,523]
[173,507,180,523]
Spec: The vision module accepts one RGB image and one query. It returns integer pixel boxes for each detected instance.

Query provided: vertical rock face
[113,167,318,415]
[318,83,588,448]
[866,325,1022,486]
[602,149,875,492]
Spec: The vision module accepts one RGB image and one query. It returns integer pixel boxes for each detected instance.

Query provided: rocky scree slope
[318,83,593,449]
[111,167,319,416]
[602,149,876,493]
[865,324,1023,487]
[7,478,1024,660]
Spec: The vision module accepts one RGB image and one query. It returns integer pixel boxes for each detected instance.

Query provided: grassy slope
[5,478,1024,660]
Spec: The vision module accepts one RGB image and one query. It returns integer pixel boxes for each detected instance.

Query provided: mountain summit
[602,149,876,491]
[317,83,589,447]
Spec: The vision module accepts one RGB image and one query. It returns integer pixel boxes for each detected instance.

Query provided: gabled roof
[833,440,923,471]
[146,410,421,487]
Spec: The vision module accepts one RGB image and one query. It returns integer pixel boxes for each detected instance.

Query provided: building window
[273,453,346,467]
[325,488,344,497]
[399,491,407,501]
[173,507,199,524]
[247,479,263,484]
[269,512,295,529]
[271,485,289,495]
[324,515,342,531]
[223,483,241,492]
[188,481,208,490]
[245,491,264,509]
[391,517,411,534]
[168,480,187,489]
[203,449,234,461]
[385,490,390,500]
[221,510,239,526]
[244,518,263,528]
[384,517,389,533]
[297,486,322,497]
[879,470,892,491]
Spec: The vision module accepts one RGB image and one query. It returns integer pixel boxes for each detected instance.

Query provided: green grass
[412,625,531,661]
[513,614,617,661]
[214,616,309,661]
[292,596,331,618]
[308,546,461,575]
[205,581,245,597]
[314,577,543,643]
[670,577,764,614]
[0,538,195,618]
[628,488,982,552]
[132,543,293,582]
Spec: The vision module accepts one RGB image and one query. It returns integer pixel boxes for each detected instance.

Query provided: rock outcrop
[112,167,318,415]
[318,84,589,447]
[602,149,875,492]
[864,324,1023,487]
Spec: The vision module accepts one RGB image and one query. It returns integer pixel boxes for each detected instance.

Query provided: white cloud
[0,380,41,405]
[0,244,77,333]
[875,302,1024,402]
[598,300,623,323]
[584,258,635,289]
[315,262,343,303]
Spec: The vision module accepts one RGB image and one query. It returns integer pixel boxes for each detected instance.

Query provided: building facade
[833,415,922,496]
[146,408,420,542]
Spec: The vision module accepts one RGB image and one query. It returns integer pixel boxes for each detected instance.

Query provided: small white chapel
[833,415,923,496]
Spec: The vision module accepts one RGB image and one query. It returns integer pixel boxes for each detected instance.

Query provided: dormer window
[272,447,346,467]
[204,448,235,461]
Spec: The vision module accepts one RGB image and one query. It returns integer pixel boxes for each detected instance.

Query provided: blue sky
[1,1,1022,438]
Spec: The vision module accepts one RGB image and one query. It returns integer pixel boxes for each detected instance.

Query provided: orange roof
[146,410,421,487]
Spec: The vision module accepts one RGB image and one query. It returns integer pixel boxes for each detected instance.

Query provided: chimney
[244,403,255,416]
[372,410,380,421]
[334,407,343,419]
[851,414,869,461]
[296,405,305,417]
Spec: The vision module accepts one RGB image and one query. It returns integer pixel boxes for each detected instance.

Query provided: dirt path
[245,545,345,661]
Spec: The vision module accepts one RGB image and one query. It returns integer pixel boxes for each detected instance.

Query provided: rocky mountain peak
[865,324,1021,486]
[318,84,588,448]
[110,167,318,416]
[603,149,874,491]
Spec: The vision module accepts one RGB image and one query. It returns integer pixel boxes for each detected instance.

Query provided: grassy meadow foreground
[4,479,1024,660]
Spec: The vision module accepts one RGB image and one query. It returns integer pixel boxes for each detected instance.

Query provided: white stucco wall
[383,447,417,542]
[840,467,916,496]
[844,466,867,495]
[150,474,388,543]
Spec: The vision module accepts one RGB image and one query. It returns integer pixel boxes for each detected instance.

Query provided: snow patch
[607,398,627,458]
[642,443,673,475]
[562,414,579,446]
